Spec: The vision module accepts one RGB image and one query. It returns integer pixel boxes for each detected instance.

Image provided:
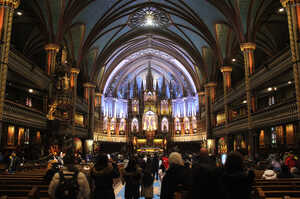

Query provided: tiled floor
[115,180,161,199]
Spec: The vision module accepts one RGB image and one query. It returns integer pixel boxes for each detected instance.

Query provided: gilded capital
[95,93,102,97]
[44,43,60,52]
[204,82,217,88]
[70,68,80,74]
[281,0,300,7]
[240,42,256,51]
[83,82,96,88]
[198,92,205,96]
[220,66,232,73]
[0,0,20,9]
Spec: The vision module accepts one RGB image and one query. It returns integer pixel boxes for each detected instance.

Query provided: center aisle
[115,180,161,199]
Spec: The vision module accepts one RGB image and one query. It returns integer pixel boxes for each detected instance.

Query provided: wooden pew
[0,173,49,199]
[255,178,300,199]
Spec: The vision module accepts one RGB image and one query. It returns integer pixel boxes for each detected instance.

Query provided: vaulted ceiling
[12,0,289,96]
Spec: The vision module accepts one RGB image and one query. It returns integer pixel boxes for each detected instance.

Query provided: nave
[115,180,161,199]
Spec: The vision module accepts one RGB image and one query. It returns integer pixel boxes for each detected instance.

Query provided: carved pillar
[240,42,256,159]
[0,0,20,146]
[220,66,232,126]
[70,68,80,137]
[95,92,102,134]
[83,82,96,139]
[198,91,205,119]
[44,43,60,75]
[204,82,217,139]
[281,0,300,146]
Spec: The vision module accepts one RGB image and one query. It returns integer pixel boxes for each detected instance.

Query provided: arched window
[143,111,157,131]
[120,118,126,131]
[184,117,190,130]
[161,117,168,132]
[192,116,197,129]
[175,118,181,134]
[184,117,190,134]
[110,118,116,135]
[103,117,108,133]
[131,118,139,132]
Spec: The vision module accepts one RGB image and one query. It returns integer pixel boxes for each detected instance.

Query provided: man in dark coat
[188,148,224,199]
[152,154,159,180]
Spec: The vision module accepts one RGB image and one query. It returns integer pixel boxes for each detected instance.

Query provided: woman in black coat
[121,158,142,199]
[91,153,120,199]
[222,152,255,199]
[160,152,192,199]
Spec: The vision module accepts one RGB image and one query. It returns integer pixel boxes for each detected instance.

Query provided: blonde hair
[169,152,184,166]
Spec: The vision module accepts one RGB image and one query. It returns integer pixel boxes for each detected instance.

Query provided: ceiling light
[16,11,23,16]
[267,87,273,92]
[274,87,277,91]
[278,7,285,13]
[288,81,292,85]
[232,58,236,62]
[145,11,154,26]
[28,89,34,93]
[243,100,247,104]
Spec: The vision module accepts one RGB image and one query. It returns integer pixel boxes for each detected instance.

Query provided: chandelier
[128,7,170,29]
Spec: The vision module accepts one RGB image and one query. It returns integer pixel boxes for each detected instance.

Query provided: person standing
[121,158,142,199]
[160,152,192,199]
[152,154,159,180]
[142,161,154,199]
[8,151,17,174]
[91,153,120,199]
[48,153,90,199]
[222,152,255,199]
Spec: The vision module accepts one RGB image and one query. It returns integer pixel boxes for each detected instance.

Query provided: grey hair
[169,152,184,166]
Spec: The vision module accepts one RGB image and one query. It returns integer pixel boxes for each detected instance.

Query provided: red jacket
[285,155,296,169]
[162,157,169,170]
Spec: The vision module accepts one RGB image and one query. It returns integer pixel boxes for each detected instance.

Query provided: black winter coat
[160,164,192,199]
[91,163,120,199]
[222,170,255,199]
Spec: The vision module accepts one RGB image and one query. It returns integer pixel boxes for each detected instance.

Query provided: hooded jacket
[91,162,120,191]
[48,167,90,199]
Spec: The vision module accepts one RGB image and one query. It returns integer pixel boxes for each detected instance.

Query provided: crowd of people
[2,148,300,199]
[260,151,300,180]
[44,148,258,199]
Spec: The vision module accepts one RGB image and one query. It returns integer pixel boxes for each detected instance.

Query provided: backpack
[55,170,79,199]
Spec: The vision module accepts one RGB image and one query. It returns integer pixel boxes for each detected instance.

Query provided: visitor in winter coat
[222,152,255,199]
[142,161,154,199]
[91,153,120,199]
[48,153,90,199]
[160,152,192,199]
[121,158,142,199]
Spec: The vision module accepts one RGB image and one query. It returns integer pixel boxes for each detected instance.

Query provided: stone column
[240,42,256,159]
[70,68,80,136]
[95,92,102,134]
[44,43,60,75]
[0,0,20,146]
[204,82,217,139]
[198,91,205,119]
[281,0,300,146]
[220,66,232,126]
[83,82,96,139]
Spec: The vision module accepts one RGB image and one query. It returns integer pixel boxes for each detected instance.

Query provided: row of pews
[254,170,300,199]
[0,169,49,199]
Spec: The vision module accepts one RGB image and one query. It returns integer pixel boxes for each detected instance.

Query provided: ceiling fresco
[13,0,287,96]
